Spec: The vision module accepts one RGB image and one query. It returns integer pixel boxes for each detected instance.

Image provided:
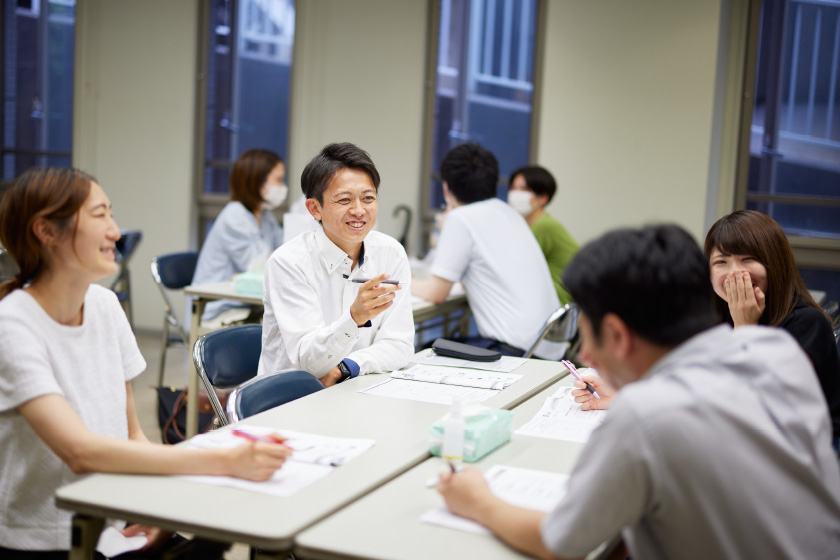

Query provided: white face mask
[262,184,288,210]
[508,189,535,216]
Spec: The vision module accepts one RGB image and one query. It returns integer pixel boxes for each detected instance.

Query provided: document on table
[413,349,528,373]
[392,364,522,389]
[178,426,375,496]
[514,385,607,443]
[360,378,498,405]
[421,465,569,535]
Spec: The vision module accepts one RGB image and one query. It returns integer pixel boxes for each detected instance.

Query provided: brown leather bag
[156,386,229,444]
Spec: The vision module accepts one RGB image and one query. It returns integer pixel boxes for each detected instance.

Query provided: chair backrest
[151,251,199,290]
[193,324,263,424]
[228,370,323,423]
[116,230,143,264]
[524,303,580,360]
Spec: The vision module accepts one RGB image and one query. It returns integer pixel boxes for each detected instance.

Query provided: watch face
[338,361,351,382]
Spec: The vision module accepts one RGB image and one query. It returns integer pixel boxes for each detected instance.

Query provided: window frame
[192,0,296,247]
[735,0,840,270]
[418,0,548,254]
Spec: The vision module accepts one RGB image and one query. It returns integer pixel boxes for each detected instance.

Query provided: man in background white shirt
[412,143,559,355]
[258,143,414,386]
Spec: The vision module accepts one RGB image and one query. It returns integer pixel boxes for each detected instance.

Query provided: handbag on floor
[155,386,225,444]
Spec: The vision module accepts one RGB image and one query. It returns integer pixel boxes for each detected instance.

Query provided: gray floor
[131,331,249,560]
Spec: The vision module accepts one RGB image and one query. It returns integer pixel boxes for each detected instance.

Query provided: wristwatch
[336,360,352,384]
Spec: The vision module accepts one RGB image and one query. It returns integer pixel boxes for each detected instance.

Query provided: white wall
[538,0,729,244]
[74,0,199,332]
[289,0,428,250]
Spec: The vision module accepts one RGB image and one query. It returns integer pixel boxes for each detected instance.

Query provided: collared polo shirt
[541,325,840,559]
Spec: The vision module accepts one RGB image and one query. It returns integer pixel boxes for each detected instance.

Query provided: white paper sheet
[514,386,607,443]
[178,426,375,496]
[96,524,148,558]
[421,465,569,535]
[413,349,528,373]
[187,426,375,466]
[359,378,498,405]
[392,364,522,390]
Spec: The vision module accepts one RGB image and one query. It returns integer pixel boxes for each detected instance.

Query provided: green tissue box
[232,271,264,296]
[429,406,513,463]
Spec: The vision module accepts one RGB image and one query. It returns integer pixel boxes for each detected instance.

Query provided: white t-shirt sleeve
[540,400,655,557]
[431,212,472,283]
[0,311,63,412]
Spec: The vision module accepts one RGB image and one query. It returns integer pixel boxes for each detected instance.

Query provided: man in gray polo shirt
[437,224,840,560]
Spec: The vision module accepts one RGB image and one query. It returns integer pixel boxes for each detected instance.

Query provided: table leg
[186,298,206,438]
[69,514,104,560]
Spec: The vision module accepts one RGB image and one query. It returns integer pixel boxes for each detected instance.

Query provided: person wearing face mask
[508,166,578,305]
[192,148,287,325]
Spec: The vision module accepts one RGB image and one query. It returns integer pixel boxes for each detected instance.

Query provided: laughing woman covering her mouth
[0,168,290,558]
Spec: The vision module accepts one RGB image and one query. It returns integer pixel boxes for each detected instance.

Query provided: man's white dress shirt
[258,227,415,377]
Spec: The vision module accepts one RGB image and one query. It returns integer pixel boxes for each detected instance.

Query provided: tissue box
[429,406,513,463]
[232,271,264,296]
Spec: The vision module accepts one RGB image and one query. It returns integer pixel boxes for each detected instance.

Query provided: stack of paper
[360,363,523,404]
[178,425,375,496]
[514,385,607,443]
[421,465,569,534]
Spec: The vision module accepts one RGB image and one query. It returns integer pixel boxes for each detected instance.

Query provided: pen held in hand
[350,277,404,285]
[562,360,601,399]
[231,429,294,449]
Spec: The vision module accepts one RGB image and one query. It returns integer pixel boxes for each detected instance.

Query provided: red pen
[562,360,601,399]
[231,429,293,449]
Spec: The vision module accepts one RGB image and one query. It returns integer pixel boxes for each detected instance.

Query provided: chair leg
[159,320,169,387]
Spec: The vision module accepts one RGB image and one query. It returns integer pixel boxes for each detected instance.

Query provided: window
[421,0,543,245]
[738,0,840,301]
[195,0,295,239]
[1,0,75,180]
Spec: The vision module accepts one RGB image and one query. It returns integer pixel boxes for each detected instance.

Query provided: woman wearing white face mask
[192,149,286,325]
[507,165,578,305]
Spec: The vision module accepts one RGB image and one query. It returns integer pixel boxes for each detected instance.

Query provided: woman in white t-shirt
[0,168,290,558]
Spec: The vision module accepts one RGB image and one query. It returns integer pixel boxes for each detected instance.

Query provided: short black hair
[510,165,557,203]
[300,142,381,204]
[440,143,498,204]
[563,224,718,347]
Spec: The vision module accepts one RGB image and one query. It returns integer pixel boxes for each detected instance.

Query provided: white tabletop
[294,376,584,560]
[56,358,566,553]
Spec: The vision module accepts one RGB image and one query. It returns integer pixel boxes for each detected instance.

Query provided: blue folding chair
[227,370,324,423]
[151,251,199,386]
[110,230,143,328]
[192,324,323,425]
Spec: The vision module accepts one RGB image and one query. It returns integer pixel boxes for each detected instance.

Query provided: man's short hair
[301,142,381,204]
[440,143,498,204]
[563,224,718,347]
[509,165,557,203]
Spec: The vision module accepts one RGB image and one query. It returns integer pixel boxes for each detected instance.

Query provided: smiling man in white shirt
[258,143,415,387]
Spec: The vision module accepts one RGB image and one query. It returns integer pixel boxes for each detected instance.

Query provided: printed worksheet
[392,364,522,390]
[514,386,607,443]
[359,378,498,405]
[421,465,569,535]
[413,349,529,373]
[177,425,375,496]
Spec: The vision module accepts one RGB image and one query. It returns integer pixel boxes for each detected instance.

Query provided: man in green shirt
[507,166,579,304]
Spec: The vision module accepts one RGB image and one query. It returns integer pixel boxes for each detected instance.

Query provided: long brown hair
[703,210,822,326]
[230,149,283,214]
[0,168,94,300]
